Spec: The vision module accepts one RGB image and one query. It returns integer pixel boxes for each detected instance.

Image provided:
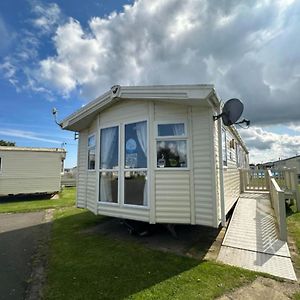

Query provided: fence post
[266,170,270,191]
[240,170,244,193]
[278,190,287,241]
[292,169,300,212]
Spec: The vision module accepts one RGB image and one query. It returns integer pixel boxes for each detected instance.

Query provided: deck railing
[240,169,268,191]
[239,168,300,241]
[267,169,287,241]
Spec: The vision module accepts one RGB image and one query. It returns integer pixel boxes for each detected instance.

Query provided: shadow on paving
[0,212,50,300]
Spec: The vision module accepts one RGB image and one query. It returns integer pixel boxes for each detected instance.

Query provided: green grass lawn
[43,207,258,300]
[0,187,75,213]
[287,185,300,299]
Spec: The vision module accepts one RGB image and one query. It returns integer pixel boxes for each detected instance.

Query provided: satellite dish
[213,98,250,127]
[221,98,244,126]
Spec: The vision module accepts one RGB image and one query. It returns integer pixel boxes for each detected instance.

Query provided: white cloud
[30,0,300,126]
[0,129,61,144]
[239,126,300,163]
[30,1,62,34]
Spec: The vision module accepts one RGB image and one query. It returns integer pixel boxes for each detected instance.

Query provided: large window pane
[158,123,185,136]
[157,140,187,168]
[99,172,118,203]
[124,171,147,206]
[125,121,147,169]
[100,126,119,169]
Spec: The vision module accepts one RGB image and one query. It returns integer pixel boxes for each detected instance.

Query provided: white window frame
[87,133,96,171]
[98,124,120,205]
[155,120,189,171]
[123,118,149,209]
[222,128,228,167]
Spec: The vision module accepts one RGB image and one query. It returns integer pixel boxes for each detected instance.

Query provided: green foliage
[0,140,15,146]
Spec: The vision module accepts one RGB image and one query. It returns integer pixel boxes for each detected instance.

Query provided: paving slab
[218,192,297,281]
[0,211,47,300]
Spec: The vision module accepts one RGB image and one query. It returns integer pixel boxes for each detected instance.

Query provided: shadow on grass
[0,193,54,203]
[44,209,239,300]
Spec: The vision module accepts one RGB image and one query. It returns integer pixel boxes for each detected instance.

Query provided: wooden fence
[240,168,300,241]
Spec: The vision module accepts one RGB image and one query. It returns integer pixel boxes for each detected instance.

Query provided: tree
[0,140,16,146]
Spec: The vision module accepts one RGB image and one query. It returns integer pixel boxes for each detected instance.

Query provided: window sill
[98,201,119,206]
[123,204,149,209]
[155,167,190,171]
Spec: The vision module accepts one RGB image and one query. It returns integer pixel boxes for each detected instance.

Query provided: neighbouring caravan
[0,146,66,196]
[60,85,249,227]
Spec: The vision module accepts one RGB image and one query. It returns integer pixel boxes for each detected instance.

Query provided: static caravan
[0,146,66,196]
[61,85,249,228]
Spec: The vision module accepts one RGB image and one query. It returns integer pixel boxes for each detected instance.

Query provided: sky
[0,0,299,167]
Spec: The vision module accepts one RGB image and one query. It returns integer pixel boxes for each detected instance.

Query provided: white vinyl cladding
[0,150,64,195]
[222,127,248,214]
[77,130,88,208]
[154,102,192,224]
[76,97,246,226]
[192,107,217,227]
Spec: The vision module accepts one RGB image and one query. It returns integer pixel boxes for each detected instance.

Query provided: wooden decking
[218,191,297,281]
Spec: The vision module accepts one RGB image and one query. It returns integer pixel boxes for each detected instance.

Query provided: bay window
[156,122,187,168]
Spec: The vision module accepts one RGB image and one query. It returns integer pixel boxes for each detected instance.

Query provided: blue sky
[0,0,300,166]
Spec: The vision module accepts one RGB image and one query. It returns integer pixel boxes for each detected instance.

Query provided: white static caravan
[0,146,66,196]
[61,85,249,228]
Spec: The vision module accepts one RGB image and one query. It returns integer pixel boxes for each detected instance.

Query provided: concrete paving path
[218,192,297,281]
[0,211,48,300]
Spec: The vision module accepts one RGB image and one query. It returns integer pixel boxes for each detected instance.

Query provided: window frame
[222,128,228,167]
[87,133,96,171]
[98,124,120,205]
[122,118,149,208]
[155,120,189,171]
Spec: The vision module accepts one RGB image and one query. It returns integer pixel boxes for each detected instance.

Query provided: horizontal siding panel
[77,130,88,208]
[100,100,148,125]
[192,106,216,227]
[154,102,188,120]
[0,150,63,195]
[155,171,190,224]
[223,167,240,214]
[98,205,150,222]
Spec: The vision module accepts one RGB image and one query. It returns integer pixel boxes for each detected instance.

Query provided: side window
[87,134,96,170]
[156,123,187,168]
[222,129,227,167]
[0,157,2,173]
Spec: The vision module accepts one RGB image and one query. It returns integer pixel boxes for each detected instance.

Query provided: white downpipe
[217,108,226,226]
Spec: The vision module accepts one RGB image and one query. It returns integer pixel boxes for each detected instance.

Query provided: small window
[158,123,185,137]
[156,122,187,168]
[0,157,2,172]
[222,129,227,167]
[88,134,96,170]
